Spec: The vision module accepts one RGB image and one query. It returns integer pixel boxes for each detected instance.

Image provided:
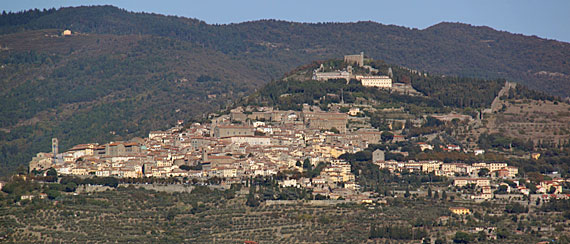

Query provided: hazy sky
[3,0,569,42]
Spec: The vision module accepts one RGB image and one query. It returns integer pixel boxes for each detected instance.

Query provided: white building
[357,75,392,88]
[230,136,271,146]
[313,71,351,81]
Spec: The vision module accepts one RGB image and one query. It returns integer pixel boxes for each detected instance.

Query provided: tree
[179,165,191,171]
[246,187,259,207]
[495,185,508,194]
[64,182,77,192]
[434,190,439,200]
[453,231,473,243]
[478,168,490,177]
[527,172,544,183]
[15,165,28,175]
[427,187,432,198]
[381,131,394,142]
[442,190,447,201]
[477,231,487,242]
[404,187,411,198]
[329,127,340,134]
[563,211,570,219]
[45,189,60,200]
[45,168,58,182]
[370,114,390,131]
[46,168,57,177]
[496,228,509,239]
[549,186,557,194]
[505,202,528,213]
[303,158,312,171]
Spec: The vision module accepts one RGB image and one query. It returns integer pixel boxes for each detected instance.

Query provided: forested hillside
[0,30,266,175]
[2,6,568,97]
[1,6,569,175]
[241,59,507,112]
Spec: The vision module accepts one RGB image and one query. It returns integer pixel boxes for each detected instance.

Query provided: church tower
[52,138,58,158]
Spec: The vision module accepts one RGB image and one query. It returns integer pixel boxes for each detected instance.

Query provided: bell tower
[52,138,58,159]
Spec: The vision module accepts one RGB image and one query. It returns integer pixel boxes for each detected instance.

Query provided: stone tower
[202,148,208,162]
[51,138,58,157]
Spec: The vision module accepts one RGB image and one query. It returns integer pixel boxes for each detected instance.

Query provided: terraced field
[0,186,449,243]
[1,186,566,243]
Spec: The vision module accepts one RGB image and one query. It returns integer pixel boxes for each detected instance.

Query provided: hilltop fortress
[312,52,393,88]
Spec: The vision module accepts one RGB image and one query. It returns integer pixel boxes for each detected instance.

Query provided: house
[62,29,72,36]
[347,107,360,116]
[538,181,562,194]
[453,178,490,187]
[449,207,471,215]
[279,179,298,188]
[496,169,510,178]
[518,186,530,195]
[507,166,519,178]
[474,149,485,156]
[417,142,433,151]
[447,144,461,151]
[21,195,35,201]
[372,149,385,162]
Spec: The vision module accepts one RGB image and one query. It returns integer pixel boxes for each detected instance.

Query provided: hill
[2,6,568,97]
[1,6,569,175]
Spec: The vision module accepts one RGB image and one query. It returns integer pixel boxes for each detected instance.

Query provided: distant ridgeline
[1,6,569,98]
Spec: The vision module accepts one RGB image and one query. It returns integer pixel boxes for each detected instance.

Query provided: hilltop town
[28,100,567,201]
[23,53,568,205]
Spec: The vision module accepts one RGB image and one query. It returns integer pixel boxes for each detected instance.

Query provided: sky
[3,0,570,43]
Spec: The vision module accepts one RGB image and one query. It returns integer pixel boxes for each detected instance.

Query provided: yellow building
[449,207,471,215]
[357,75,392,88]
[453,178,490,187]
[62,30,72,36]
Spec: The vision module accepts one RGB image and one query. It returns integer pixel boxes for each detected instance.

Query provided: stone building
[214,125,254,138]
[105,142,141,156]
[313,71,351,81]
[303,112,348,133]
[29,152,54,172]
[357,75,392,88]
[372,149,385,162]
[344,52,364,67]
